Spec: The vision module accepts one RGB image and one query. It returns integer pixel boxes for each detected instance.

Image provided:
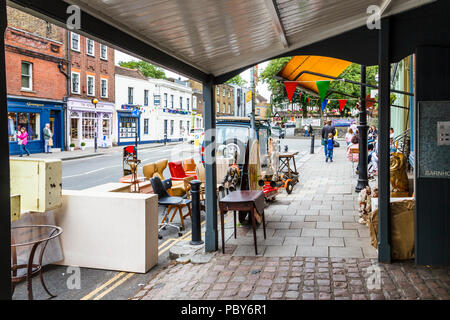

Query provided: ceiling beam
[264,0,289,49]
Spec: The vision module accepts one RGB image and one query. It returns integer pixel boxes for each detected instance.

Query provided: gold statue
[390,152,409,197]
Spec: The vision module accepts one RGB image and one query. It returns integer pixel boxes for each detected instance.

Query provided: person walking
[43,123,53,154]
[304,124,309,137]
[326,133,334,162]
[321,120,336,158]
[17,126,31,157]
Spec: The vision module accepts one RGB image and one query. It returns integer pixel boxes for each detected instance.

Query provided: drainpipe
[58,29,71,151]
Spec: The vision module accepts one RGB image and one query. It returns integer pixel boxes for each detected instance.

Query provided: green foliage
[327,63,378,115]
[225,74,247,86]
[260,57,291,108]
[118,60,167,79]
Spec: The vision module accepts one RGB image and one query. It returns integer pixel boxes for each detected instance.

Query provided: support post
[0,0,12,299]
[203,77,218,252]
[378,18,392,263]
[355,65,369,192]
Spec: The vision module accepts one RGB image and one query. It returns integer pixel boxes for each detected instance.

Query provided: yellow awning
[279,56,352,94]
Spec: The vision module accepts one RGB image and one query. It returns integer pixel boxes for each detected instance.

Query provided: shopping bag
[321,139,325,146]
[48,138,54,147]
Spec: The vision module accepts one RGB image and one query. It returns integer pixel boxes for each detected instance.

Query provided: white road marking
[62,164,121,179]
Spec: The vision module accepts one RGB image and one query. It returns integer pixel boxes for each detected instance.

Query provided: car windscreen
[216,126,250,145]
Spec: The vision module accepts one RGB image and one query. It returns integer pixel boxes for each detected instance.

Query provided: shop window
[86,39,95,56]
[87,75,95,96]
[82,112,98,140]
[101,78,108,98]
[100,44,108,60]
[71,33,80,52]
[128,87,134,105]
[102,116,110,138]
[119,116,137,138]
[11,112,40,141]
[170,120,174,136]
[144,90,149,106]
[71,72,80,94]
[144,119,149,135]
[71,118,79,140]
[21,62,33,91]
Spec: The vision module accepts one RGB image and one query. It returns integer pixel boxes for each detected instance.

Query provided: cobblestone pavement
[132,256,449,300]
[131,141,450,300]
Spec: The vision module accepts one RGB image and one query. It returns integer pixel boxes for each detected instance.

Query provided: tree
[225,74,247,86]
[118,60,167,79]
[260,57,291,108]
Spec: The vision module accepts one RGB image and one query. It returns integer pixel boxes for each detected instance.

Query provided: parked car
[200,117,271,167]
[187,128,204,144]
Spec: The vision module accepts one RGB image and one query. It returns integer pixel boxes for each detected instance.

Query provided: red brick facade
[5,26,67,101]
[69,32,115,103]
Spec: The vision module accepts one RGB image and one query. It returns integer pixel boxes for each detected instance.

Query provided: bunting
[284,82,298,103]
[339,99,348,112]
[321,99,329,111]
[316,80,331,101]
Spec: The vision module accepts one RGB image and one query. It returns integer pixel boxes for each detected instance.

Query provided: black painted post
[0,0,12,300]
[378,18,392,263]
[355,65,369,192]
[190,180,204,245]
[310,134,315,154]
[203,77,218,252]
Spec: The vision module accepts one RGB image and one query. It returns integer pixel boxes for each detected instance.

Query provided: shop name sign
[26,102,45,107]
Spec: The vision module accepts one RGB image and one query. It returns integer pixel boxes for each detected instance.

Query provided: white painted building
[114,66,194,146]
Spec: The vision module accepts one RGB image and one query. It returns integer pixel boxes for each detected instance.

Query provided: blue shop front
[7,97,64,155]
[117,104,141,146]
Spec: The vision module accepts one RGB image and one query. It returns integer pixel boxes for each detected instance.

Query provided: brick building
[5,7,67,154]
[188,80,204,128]
[67,32,115,149]
[215,83,234,116]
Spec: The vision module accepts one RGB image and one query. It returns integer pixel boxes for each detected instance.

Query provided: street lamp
[91,98,99,153]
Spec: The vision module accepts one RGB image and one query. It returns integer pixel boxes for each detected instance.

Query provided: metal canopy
[9,0,434,81]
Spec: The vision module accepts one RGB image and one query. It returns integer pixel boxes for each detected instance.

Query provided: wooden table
[219,191,266,255]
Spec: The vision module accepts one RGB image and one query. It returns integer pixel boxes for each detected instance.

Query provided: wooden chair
[142,159,185,196]
[349,147,359,176]
[182,158,197,176]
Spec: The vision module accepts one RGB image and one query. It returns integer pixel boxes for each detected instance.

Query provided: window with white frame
[223,88,225,97]
[187,98,190,111]
[71,33,80,51]
[223,103,226,113]
[87,75,95,96]
[228,90,231,98]
[128,87,134,105]
[164,93,168,107]
[228,104,231,114]
[71,72,80,94]
[101,78,108,98]
[180,97,183,109]
[144,90,149,106]
[170,95,174,108]
[216,87,219,95]
[86,39,95,56]
[100,44,108,60]
[21,61,32,91]
[216,102,220,113]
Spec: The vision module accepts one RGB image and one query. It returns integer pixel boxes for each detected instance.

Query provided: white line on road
[62,164,121,179]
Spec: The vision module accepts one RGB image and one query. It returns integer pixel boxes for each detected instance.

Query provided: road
[12,138,318,300]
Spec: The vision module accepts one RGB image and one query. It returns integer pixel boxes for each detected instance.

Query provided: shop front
[7,97,64,155]
[67,97,114,149]
[117,105,141,146]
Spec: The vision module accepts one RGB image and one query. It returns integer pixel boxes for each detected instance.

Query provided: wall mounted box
[10,194,20,222]
[10,158,62,213]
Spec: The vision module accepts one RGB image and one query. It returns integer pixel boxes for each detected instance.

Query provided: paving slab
[264,245,297,257]
[296,246,329,257]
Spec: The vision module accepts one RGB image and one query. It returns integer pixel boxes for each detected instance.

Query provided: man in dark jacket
[321,120,336,156]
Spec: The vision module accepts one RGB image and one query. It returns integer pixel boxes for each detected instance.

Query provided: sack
[333,140,340,148]
[321,139,325,146]
[48,138,54,147]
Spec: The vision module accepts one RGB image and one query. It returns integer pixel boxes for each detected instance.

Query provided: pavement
[132,141,450,300]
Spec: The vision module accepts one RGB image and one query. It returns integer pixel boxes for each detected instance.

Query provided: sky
[115,50,271,101]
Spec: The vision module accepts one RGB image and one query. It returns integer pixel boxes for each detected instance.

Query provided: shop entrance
[49,110,61,149]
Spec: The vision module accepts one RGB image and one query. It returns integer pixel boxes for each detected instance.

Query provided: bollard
[310,134,315,154]
[190,180,204,245]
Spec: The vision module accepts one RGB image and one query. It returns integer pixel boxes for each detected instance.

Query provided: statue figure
[390,152,409,197]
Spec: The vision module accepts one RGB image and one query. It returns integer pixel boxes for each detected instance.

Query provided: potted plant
[80,142,86,150]
[69,143,75,151]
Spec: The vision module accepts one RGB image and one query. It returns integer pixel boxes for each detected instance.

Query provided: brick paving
[131,142,450,300]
